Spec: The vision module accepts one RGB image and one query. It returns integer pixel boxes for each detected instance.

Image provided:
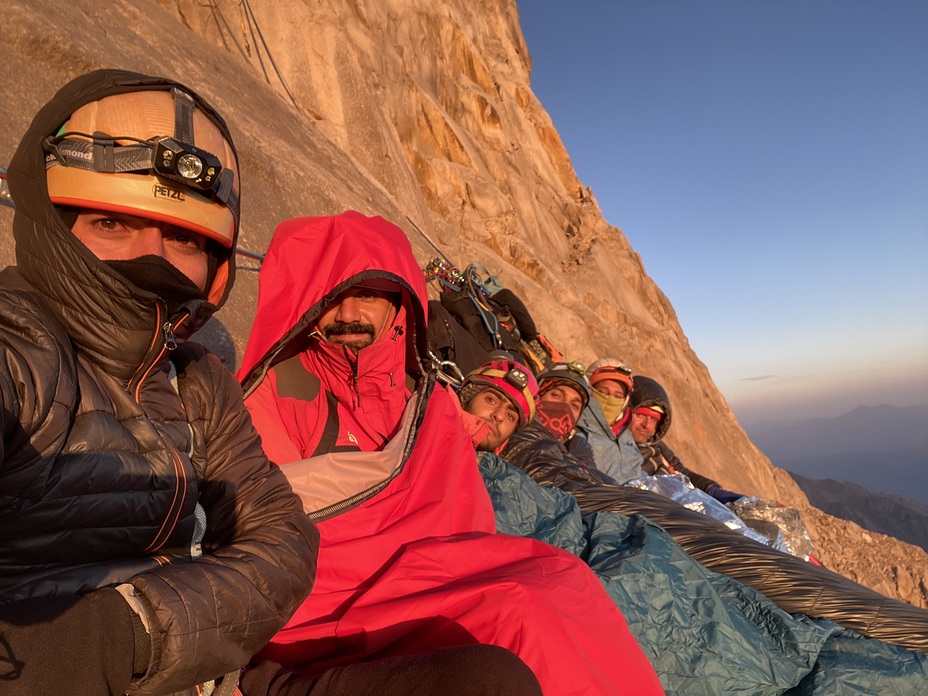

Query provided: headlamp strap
[478,367,531,398]
[92,132,115,172]
[171,88,196,145]
[43,87,238,213]
[216,170,239,220]
[45,135,157,174]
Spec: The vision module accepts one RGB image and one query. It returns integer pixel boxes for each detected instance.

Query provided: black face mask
[105,255,207,315]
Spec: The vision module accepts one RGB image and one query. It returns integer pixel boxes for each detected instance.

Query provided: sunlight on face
[70,209,210,290]
[630,411,661,444]
[316,286,398,352]
[465,387,520,451]
[594,379,628,400]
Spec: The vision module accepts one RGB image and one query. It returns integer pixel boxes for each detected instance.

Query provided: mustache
[322,322,376,338]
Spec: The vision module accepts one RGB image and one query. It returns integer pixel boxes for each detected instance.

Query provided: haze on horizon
[519,1,928,425]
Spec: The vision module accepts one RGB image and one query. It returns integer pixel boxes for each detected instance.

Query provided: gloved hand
[706,485,746,505]
[241,646,544,696]
[240,660,314,696]
[0,588,146,695]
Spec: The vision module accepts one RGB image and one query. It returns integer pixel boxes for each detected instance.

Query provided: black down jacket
[503,420,614,486]
[1,70,318,693]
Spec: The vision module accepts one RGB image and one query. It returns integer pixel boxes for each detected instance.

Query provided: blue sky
[519,1,928,424]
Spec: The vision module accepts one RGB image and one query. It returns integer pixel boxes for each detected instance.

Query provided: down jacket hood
[239,211,429,393]
[6,69,239,380]
[627,375,672,444]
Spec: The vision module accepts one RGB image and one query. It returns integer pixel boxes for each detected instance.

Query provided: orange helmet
[44,87,239,249]
[588,358,634,395]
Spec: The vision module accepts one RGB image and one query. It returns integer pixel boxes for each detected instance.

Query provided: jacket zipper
[129,305,194,553]
[346,346,361,408]
[242,342,288,400]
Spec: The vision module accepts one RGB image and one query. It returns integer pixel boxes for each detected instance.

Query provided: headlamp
[567,360,587,376]
[0,168,12,209]
[504,367,529,391]
[600,365,632,377]
[153,137,223,192]
[44,132,237,209]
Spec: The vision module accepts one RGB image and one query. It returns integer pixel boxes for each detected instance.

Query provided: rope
[204,0,301,111]
[240,0,301,109]
[205,0,248,59]
[240,0,270,82]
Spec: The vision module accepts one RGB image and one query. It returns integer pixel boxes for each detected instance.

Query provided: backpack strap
[268,356,361,456]
[271,355,321,401]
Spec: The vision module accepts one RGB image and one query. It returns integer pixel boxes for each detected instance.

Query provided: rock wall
[1,0,925,608]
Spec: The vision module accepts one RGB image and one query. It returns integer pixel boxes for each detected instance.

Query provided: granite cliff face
[1,0,925,608]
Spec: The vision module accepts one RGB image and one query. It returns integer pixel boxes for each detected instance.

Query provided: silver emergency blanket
[730,496,815,561]
[624,473,791,552]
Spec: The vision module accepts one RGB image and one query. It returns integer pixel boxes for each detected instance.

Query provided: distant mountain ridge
[790,473,928,553]
[745,403,928,505]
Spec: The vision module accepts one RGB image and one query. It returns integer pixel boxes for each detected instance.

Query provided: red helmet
[461,359,539,427]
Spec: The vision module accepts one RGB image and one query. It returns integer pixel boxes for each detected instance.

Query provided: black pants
[240,645,543,696]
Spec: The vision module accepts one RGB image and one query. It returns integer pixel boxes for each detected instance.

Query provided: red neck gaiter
[536,400,579,443]
[611,409,631,436]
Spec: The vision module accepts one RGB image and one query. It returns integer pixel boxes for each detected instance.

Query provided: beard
[322,321,376,351]
[479,418,500,442]
[477,420,505,452]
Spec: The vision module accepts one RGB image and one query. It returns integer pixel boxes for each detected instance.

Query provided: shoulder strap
[272,355,321,401]
[268,356,361,455]
[312,391,362,456]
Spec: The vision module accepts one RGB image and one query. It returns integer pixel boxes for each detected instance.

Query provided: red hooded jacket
[238,212,663,695]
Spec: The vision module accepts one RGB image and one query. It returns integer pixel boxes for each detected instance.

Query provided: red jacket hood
[239,212,429,391]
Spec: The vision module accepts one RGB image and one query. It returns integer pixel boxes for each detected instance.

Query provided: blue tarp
[479,452,928,695]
